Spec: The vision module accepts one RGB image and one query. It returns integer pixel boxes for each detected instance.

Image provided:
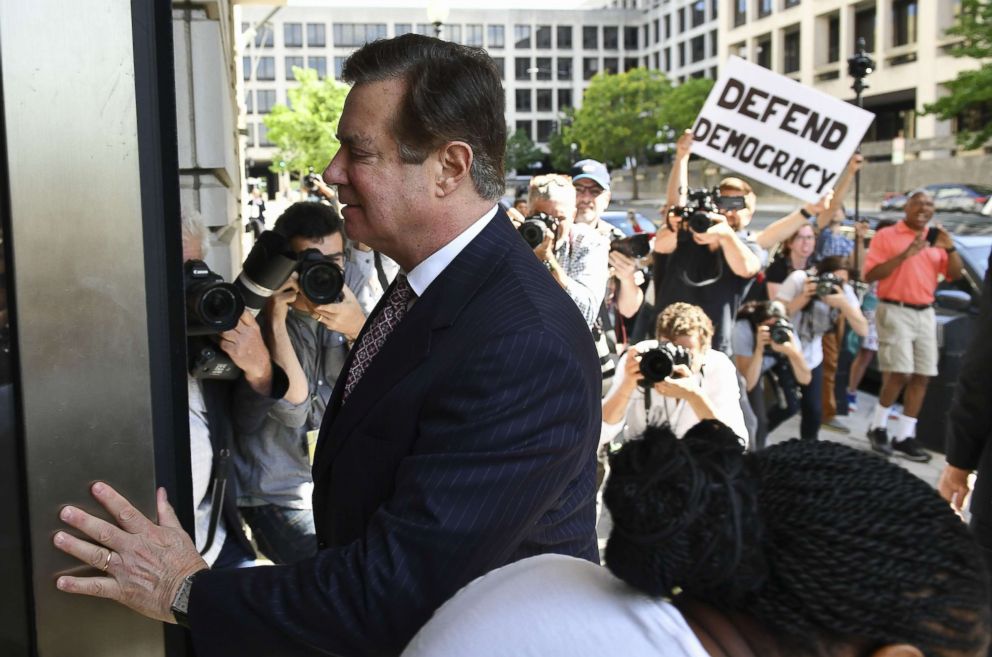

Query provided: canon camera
[518,212,561,249]
[638,342,692,385]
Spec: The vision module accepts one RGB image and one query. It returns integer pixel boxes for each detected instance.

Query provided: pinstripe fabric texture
[191,210,602,657]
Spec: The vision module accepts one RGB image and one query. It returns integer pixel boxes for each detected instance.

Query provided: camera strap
[677,248,724,288]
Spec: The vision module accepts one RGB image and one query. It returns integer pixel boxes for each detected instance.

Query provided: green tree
[505,129,544,174]
[568,68,672,200]
[263,67,349,176]
[922,0,992,149]
[659,77,714,132]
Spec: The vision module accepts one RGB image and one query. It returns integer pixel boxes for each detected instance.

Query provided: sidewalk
[766,390,946,489]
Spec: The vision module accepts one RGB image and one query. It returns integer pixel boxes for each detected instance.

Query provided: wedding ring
[102,550,113,571]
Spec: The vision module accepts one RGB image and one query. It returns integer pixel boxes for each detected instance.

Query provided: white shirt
[402,554,709,657]
[187,376,226,566]
[406,205,498,297]
[601,341,748,445]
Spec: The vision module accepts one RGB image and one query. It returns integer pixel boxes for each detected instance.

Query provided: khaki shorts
[875,302,938,376]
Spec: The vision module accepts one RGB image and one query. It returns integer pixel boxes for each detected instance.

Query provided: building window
[756,35,772,68]
[652,19,659,44]
[537,88,553,112]
[624,57,639,71]
[678,8,686,32]
[414,24,432,36]
[624,26,638,49]
[515,120,532,141]
[557,57,573,80]
[333,24,387,47]
[446,25,461,43]
[252,24,274,48]
[537,120,556,142]
[515,57,531,80]
[307,56,327,80]
[733,0,746,27]
[758,0,773,18]
[653,51,660,69]
[487,25,504,48]
[255,56,275,81]
[604,57,619,75]
[535,57,552,80]
[827,15,840,63]
[245,90,254,114]
[307,23,325,47]
[603,26,619,50]
[557,26,572,49]
[256,89,276,114]
[785,0,800,7]
[855,6,876,52]
[712,0,719,20]
[892,0,917,47]
[395,23,412,36]
[691,1,706,27]
[583,57,599,80]
[284,23,302,48]
[492,57,504,79]
[514,25,531,49]
[664,47,671,72]
[536,25,552,49]
[242,56,251,81]
[258,123,273,147]
[334,56,347,79]
[516,89,532,112]
[466,24,483,47]
[583,26,598,49]
[676,42,686,68]
[783,30,800,73]
[558,88,573,110]
[710,29,718,57]
[285,56,303,80]
[691,35,705,63]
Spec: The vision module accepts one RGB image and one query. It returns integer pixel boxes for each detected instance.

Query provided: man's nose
[322,154,345,186]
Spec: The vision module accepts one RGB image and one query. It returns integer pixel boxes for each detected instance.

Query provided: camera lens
[639,349,675,384]
[519,220,547,249]
[236,230,299,315]
[199,286,241,325]
[687,212,713,233]
[184,260,246,336]
[298,252,344,305]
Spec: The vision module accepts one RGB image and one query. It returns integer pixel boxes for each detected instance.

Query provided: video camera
[518,212,561,249]
[671,187,747,235]
[638,342,692,385]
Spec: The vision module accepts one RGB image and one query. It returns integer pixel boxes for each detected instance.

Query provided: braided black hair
[604,422,990,657]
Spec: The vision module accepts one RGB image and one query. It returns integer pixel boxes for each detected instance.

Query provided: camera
[810,271,842,298]
[638,342,692,385]
[297,249,345,305]
[518,212,561,249]
[672,187,747,235]
[235,231,300,315]
[769,318,794,345]
[185,260,245,336]
[303,172,323,192]
[610,233,652,259]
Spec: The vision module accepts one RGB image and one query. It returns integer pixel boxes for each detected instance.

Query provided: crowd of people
[50,34,991,657]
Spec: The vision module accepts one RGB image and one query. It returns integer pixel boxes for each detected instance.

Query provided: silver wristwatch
[171,570,204,628]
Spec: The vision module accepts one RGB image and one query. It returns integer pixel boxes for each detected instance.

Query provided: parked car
[860,216,992,452]
[880,183,992,214]
[600,210,656,236]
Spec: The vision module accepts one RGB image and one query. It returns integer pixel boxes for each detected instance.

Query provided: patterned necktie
[342,274,415,401]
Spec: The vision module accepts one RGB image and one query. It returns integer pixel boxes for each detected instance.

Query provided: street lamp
[427,0,449,39]
[847,36,874,244]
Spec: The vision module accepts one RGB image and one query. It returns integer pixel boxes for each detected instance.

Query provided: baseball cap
[570,159,610,193]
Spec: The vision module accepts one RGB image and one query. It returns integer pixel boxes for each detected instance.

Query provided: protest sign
[690,56,874,204]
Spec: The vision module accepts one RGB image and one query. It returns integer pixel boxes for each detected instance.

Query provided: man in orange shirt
[862,191,963,461]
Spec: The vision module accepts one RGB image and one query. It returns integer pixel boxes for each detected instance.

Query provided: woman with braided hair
[402,421,990,657]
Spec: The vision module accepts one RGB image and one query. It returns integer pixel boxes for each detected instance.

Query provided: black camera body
[518,212,561,249]
[673,187,747,235]
[769,318,794,345]
[297,249,344,305]
[610,233,652,259]
[638,342,692,385]
[303,172,322,191]
[810,271,843,298]
[185,260,245,336]
[236,231,299,315]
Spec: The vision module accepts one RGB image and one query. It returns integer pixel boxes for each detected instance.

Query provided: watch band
[945,246,957,254]
[171,569,206,628]
[799,207,813,219]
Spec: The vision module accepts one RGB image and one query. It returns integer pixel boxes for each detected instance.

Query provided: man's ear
[435,141,473,197]
[869,644,924,657]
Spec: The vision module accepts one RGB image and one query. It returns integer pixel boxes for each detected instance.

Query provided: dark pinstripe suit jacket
[189,209,602,656]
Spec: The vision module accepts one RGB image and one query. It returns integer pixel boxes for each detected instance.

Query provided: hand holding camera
[218,312,272,386]
[655,363,699,401]
[307,285,365,341]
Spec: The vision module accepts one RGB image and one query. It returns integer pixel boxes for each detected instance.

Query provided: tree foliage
[263,67,349,175]
[922,0,992,149]
[658,77,714,132]
[505,129,545,174]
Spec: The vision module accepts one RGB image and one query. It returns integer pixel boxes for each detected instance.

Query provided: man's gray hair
[181,209,209,257]
[528,174,576,209]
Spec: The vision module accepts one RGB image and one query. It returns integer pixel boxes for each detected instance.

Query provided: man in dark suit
[53,35,601,656]
[940,249,992,623]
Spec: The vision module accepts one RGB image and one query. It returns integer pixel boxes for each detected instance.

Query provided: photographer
[233,202,365,564]
[775,256,867,441]
[731,300,811,449]
[528,173,609,328]
[602,302,747,444]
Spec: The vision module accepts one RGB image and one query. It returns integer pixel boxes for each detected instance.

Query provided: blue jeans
[240,505,318,565]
